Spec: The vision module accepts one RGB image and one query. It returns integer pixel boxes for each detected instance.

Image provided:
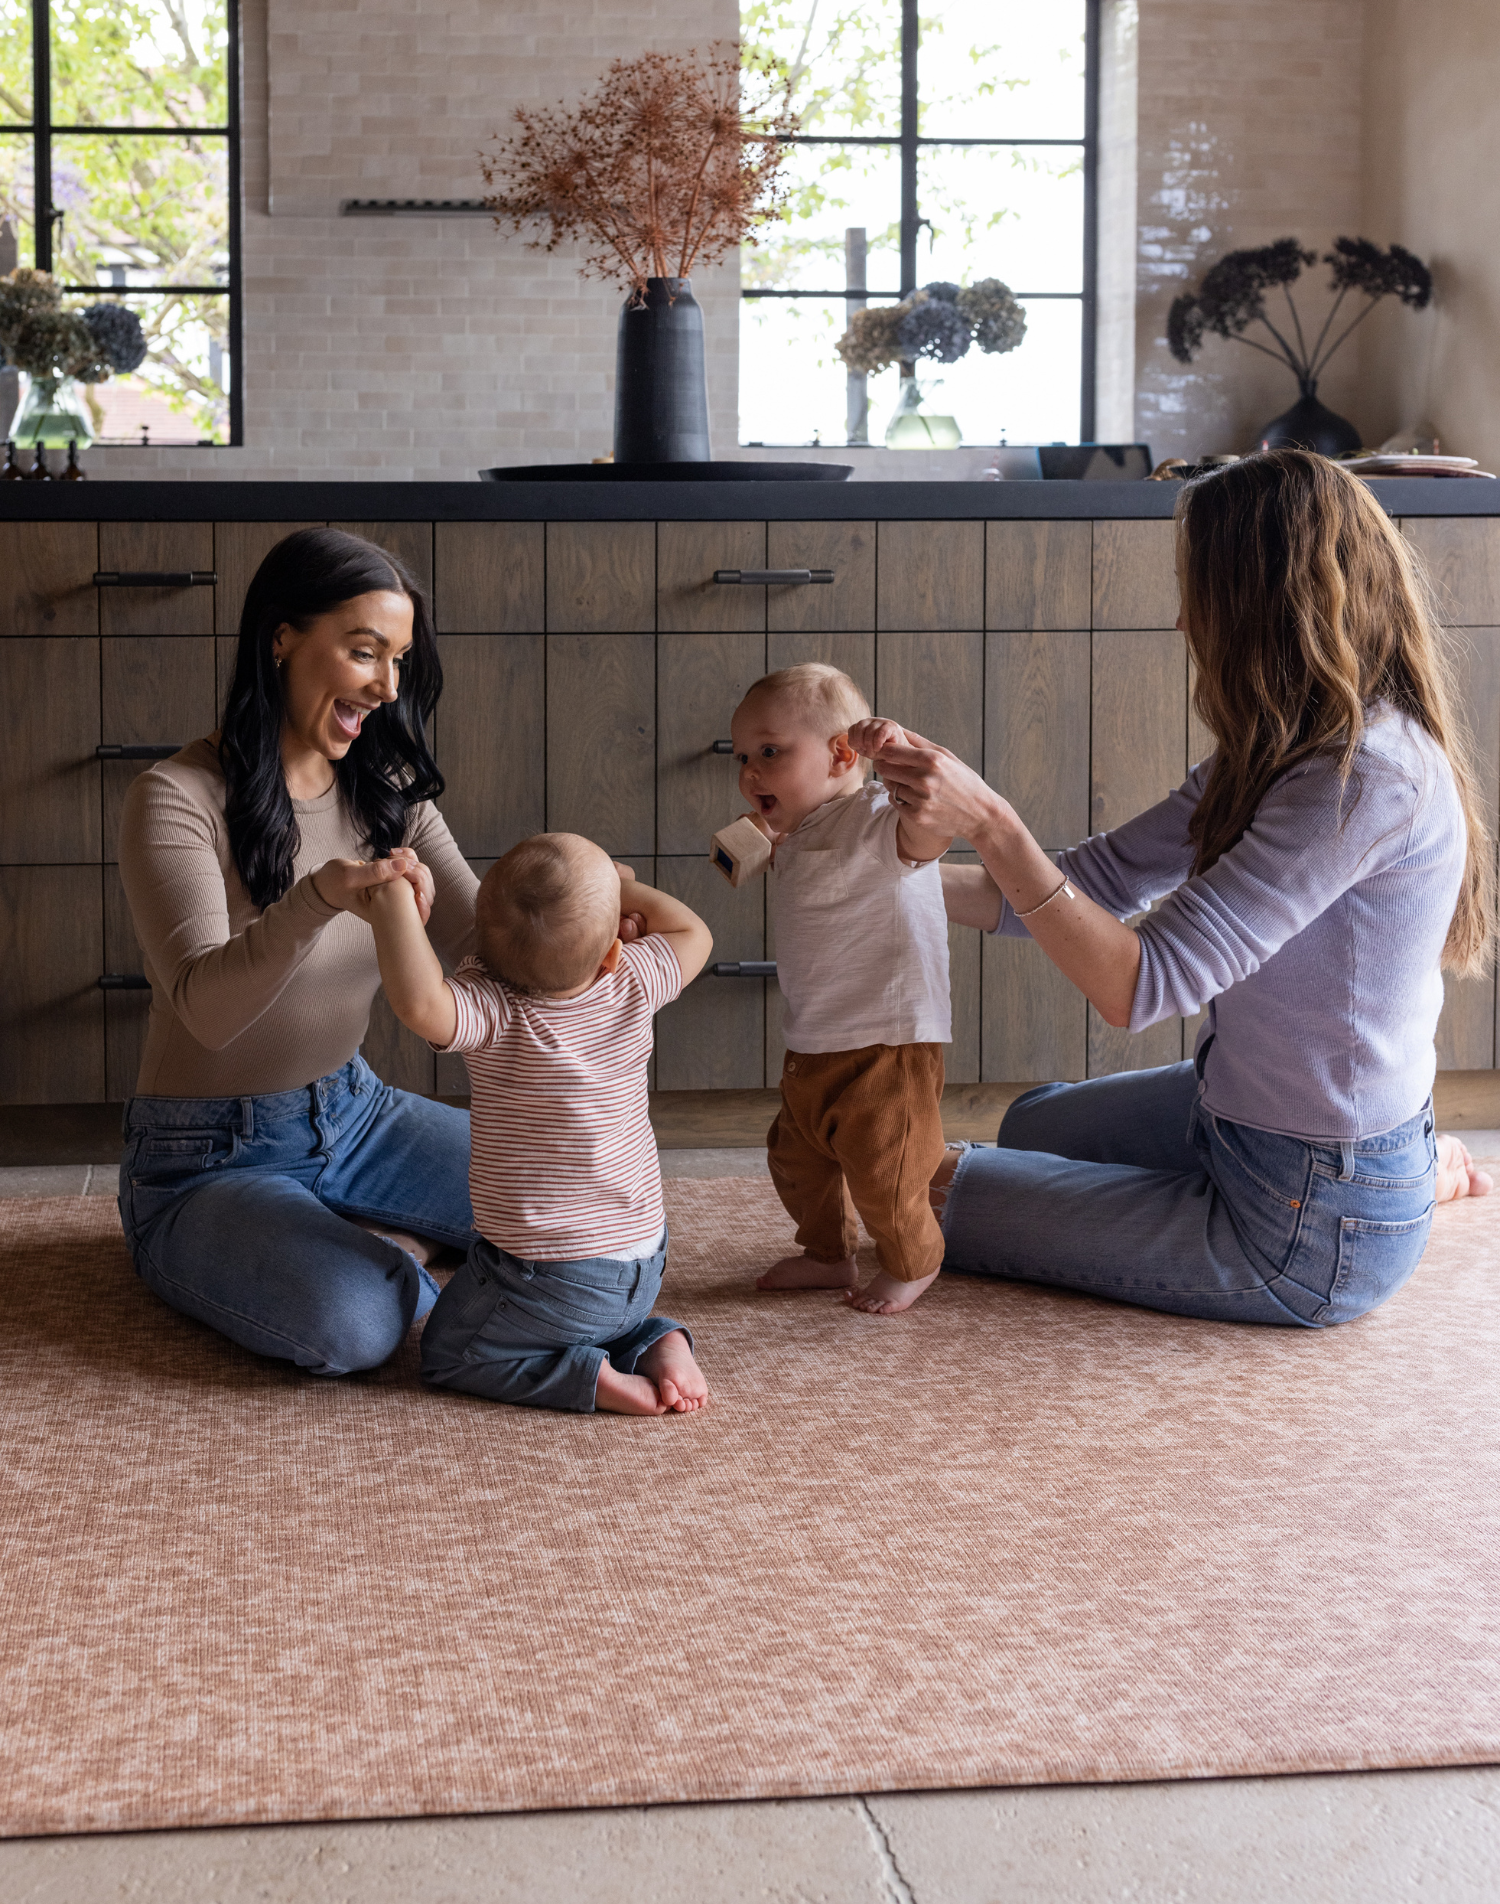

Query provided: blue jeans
[420,1229,687,1412]
[119,1056,476,1374]
[941,1061,1437,1326]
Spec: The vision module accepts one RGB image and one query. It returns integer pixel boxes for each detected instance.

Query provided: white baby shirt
[771,781,951,1054]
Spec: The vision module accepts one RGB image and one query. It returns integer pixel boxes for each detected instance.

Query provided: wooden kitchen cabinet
[0,864,105,1102]
[0,520,98,635]
[433,521,545,633]
[656,630,766,855]
[97,522,215,636]
[545,632,654,855]
[0,638,100,864]
[100,637,218,860]
[433,635,546,858]
[875,519,984,631]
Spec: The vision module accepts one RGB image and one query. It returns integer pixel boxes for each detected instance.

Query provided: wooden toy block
[709,815,774,887]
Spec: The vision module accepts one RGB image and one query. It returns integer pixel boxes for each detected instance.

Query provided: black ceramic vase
[613,277,711,464]
[1258,381,1361,457]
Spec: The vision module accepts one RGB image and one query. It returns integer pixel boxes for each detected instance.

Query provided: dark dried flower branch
[1167,237,1433,389]
[481,47,798,295]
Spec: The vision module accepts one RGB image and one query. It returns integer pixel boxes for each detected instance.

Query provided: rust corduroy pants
[767,1042,946,1282]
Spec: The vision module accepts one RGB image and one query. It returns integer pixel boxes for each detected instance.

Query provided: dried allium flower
[958,278,1026,355]
[83,302,148,374]
[1324,237,1432,309]
[896,291,971,364]
[835,303,907,373]
[482,46,798,295]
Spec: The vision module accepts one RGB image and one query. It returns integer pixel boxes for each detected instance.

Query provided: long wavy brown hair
[1177,448,1492,975]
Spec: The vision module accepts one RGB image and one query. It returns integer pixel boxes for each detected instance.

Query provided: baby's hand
[847,717,908,761]
[613,863,648,942]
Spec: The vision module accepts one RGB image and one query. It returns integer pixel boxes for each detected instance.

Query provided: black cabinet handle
[710,961,777,978]
[98,974,150,990]
[712,569,833,586]
[711,739,735,755]
[96,743,183,760]
[94,570,217,587]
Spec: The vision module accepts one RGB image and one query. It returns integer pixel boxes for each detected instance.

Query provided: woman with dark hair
[117,527,480,1374]
[851,450,1491,1324]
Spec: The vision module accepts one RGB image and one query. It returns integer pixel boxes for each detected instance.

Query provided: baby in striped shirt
[359,833,713,1416]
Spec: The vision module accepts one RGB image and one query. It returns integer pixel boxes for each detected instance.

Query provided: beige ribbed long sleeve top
[118,739,479,1099]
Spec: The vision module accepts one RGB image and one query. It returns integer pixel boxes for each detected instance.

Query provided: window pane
[740,295,857,446]
[742,0,902,139]
[51,1,228,128]
[63,289,229,443]
[0,0,31,125]
[53,133,227,286]
[916,144,1083,294]
[918,0,1086,140]
[0,128,34,254]
[746,141,900,294]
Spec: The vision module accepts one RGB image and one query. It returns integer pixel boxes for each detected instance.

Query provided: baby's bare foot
[1436,1134,1494,1203]
[844,1266,940,1315]
[637,1330,708,1412]
[594,1362,667,1415]
[756,1252,859,1291]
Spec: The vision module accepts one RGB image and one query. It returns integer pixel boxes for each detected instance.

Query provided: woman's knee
[297,1282,411,1374]
[998,1081,1074,1149]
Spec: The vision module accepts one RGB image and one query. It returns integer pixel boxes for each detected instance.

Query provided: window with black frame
[0,0,240,446]
[740,0,1094,449]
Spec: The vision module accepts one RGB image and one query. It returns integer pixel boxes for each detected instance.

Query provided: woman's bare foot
[1435,1134,1494,1203]
[637,1330,708,1412]
[594,1362,667,1415]
[844,1266,940,1315]
[756,1252,859,1291]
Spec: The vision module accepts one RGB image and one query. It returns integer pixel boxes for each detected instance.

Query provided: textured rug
[1,1179,1498,1837]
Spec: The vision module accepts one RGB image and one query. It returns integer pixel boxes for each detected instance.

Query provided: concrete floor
[2,1150,1497,1900]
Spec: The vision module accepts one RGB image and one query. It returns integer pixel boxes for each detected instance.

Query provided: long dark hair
[220,527,444,909]
[1177,449,1491,975]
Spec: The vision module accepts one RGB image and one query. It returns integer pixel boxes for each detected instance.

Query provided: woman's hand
[312,849,432,925]
[846,721,1010,840]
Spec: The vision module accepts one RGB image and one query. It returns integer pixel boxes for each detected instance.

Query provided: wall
[88,0,741,481]
[1358,0,1500,473]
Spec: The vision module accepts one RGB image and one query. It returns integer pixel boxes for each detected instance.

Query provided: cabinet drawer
[0,865,105,1103]
[104,863,149,1101]
[1090,630,1187,834]
[982,936,1086,1083]
[100,638,217,861]
[434,521,544,632]
[331,521,433,598]
[1091,520,1179,630]
[546,523,655,632]
[1403,518,1500,626]
[545,633,654,854]
[987,629,1090,848]
[0,638,100,863]
[0,521,98,635]
[656,630,765,855]
[657,522,766,632]
[98,522,215,636]
[986,519,1092,631]
[215,521,322,635]
[433,635,545,858]
[655,856,766,1090]
[767,629,875,708]
[876,521,983,631]
[767,522,875,633]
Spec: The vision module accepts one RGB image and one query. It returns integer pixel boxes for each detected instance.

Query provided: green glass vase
[12,374,95,449]
[884,376,961,450]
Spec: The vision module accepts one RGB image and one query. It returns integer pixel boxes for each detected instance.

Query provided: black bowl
[480,460,853,482]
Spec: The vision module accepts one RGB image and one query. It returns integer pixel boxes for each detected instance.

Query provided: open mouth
[332,700,369,740]
[755,794,777,815]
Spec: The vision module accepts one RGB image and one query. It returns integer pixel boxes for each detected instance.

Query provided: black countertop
[0,478,1496,521]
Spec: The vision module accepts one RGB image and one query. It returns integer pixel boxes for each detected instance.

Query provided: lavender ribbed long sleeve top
[993,708,1466,1140]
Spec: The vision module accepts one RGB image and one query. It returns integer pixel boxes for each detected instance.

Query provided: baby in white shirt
[730,664,954,1314]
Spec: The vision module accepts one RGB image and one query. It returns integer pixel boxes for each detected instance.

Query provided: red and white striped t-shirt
[438,933,683,1261]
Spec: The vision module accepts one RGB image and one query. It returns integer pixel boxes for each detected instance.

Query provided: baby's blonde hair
[476,833,619,996]
[739,663,872,774]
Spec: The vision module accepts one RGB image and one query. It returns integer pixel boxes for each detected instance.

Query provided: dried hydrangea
[83,302,148,374]
[919,280,961,304]
[896,290,972,364]
[835,303,907,373]
[5,309,105,380]
[958,277,1027,355]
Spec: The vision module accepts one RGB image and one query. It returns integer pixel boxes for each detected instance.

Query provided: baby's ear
[830,731,859,774]
[598,937,624,976]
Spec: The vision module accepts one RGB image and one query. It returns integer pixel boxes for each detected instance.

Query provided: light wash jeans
[941,1059,1437,1326]
[120,1056,476,1374]
[419,1229,687,1412]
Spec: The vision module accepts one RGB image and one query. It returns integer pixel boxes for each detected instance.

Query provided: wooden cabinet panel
[945,853,981,1085]
[214,521,322,635]
[1435,971,1496,1071]
[767,520,875,632]
[545,633,654,854]
[98,522,215,636]
[657,630,765,854]
[1091,630,1187,834]
[986,629,1090,847]
[330,520,434,597]
[986,519,1092,631]
[433,636,545,858]
[876,631,983,769]
[434,521,544,632]
[104,863,149,1100]
[1087,1004,1183,1078]
[1403,517,1500,626]
[1447,626,1500,817]
[767,629,875,707]
[546,522,654,632]
[361,991,437,1097]
[982,934,1086,1082]
[1187,660,1215,770]
[657,522,766,632]
[876,521,983,631]
[0,865,104,1103]
[0,521,98,635]
[216,634,238,720]
[654,855,765,1090]
[434,856,497,1098]
[1091,519,1179,630]
[100,637,217,861]
[0,638,100,863]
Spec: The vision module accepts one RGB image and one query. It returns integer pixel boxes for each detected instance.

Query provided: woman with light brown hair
[857,449,1491,1325]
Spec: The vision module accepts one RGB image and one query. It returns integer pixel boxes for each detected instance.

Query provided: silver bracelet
[1013,875,1076,920]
